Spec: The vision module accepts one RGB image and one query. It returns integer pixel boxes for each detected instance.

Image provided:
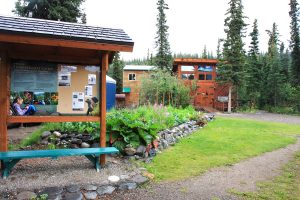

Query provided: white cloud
[0,0,291,60]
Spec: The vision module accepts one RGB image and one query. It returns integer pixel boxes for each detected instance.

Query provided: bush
[20,106,200,152]
[139,70,192,108]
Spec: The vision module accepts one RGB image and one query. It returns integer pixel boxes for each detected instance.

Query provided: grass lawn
[146,117,300,181]
[231,152,300,200]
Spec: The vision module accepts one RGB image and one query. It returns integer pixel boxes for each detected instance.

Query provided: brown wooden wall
[123,70,150,107]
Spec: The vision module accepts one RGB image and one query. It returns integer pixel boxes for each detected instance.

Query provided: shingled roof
[0,15,134,46]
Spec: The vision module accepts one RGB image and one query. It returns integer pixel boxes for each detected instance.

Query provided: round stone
[53,131,61,138]
[118,182,137,190]
[81,142,90,148]
[66,185,80,193]
[17,191,37,200]
[96,186,115,195]
[83,192,97,200]
[83,185,97,191]
[41,131,51,139]
[108,175,120,183]
[64,192,83,200]
[130,174,149,186]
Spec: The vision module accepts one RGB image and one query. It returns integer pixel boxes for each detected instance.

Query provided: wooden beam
[100,52,108,166]
[7,116,100,123]
[0,34,134,52]
[0,52,9,153]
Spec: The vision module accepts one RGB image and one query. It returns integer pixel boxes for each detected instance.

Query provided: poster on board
[72,92,84,111]
[88,74,96,85]
[58,72,71,86]
[85,86,93,97]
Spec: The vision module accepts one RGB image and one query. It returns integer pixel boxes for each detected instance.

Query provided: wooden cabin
[122,65,156,107]
[173,58,233,112]
[0,15,134,166]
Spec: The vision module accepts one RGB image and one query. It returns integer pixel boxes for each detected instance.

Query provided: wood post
[0,52,9,169]
[100,52,108,166]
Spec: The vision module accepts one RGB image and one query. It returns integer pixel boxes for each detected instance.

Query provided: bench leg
[2,159,21,179]
[85,155,100,172]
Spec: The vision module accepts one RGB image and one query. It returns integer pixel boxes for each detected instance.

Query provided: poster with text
[88,74,96,85]
[72,92,85,111]
[85,86,93,97]
[61,65,77,73]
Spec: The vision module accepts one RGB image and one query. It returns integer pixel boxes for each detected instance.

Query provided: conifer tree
[289,0,300,85]
[155,0,172,72]
[217,0,247,113]
[265,23,283,106]
[201,45,208,59]
[14,0,85,23]
[109,52,124,94]
[246,19,261,109]
[279,43,290,81]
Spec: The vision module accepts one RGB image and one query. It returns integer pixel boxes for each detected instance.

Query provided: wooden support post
[0,52,9,169]
[100,52,108,166]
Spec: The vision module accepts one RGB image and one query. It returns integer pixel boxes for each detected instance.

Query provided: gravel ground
[217,111,300,125]
[0,155,141,193]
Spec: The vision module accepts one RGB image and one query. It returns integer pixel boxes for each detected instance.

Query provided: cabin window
[128,73,136,81]
[199,74,213,80]
[198,65,213,72]
[182,74,194,80]
[199,74,205,80]
[181,65,194,72]
[206,74,213,80]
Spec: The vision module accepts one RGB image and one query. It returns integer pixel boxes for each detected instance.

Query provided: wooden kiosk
[0,15,134,171]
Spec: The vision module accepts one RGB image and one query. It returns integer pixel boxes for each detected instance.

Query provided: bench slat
[0,147,119,160]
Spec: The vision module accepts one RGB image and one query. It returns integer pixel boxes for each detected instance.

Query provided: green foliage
[59,122,99,138]
[13,0,85,23]
[139,70,191,107]
[32,194,48,200]
[155,0,173,71]
[106,106,198,150]
[108,52,125,93]
[146,117,299,181]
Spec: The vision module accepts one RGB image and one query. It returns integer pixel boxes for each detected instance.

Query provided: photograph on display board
[88,74,97,85]
[72,92,85,111]
[58,71,71,86]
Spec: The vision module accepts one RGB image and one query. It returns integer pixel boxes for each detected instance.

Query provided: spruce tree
[14,0,85,23]
[201,45,208,59]
[109,52,124,94]
[155,0,172,72]
[289,0,300,86]
[246,19,261,109]
[217,0,247,113]
[279,42,290,81]
[265,23,283,106]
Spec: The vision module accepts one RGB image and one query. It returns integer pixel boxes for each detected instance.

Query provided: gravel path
[217,111,300,125]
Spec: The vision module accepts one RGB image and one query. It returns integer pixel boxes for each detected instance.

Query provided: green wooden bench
[0,147,119,179]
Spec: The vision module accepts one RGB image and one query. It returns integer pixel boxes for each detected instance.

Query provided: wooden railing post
[0,52,9,169]
[100,52,108,166]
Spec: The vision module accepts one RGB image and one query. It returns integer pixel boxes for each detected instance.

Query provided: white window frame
[128,73,136,81]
